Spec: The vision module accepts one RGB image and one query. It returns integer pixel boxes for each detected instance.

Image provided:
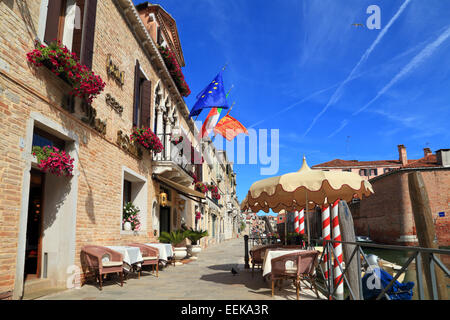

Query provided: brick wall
[0,0,197,297]
[353,170,450,246]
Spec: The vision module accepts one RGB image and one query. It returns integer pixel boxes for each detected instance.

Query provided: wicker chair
[270,250,320,300]
[128,243,159,278]
[80,245,124,290]
[249,244,277,277]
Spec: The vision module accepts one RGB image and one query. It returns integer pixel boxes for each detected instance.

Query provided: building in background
[312,145,435,180]
[350,148,449,246]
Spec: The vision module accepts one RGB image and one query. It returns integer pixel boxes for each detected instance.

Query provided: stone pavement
[39,238,325,300]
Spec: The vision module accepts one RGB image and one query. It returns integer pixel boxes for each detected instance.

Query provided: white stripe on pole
[299,209,305,234]
[331,199,344,299]
[294,211,300,234]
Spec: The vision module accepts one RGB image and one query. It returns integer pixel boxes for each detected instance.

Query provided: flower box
[32,145,74,177]
[26,40,106,104]
[130,126,164,154]
[158,46,191,97]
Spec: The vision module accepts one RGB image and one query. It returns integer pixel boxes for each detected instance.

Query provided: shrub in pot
[186,228,208,259]
[158,230,189,265]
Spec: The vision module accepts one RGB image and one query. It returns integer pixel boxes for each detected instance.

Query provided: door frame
[14,112,79,300]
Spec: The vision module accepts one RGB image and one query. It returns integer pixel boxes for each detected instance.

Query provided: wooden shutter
[80,0,98,70]
[133,60,141,127]
[140,80,152,128]
[44,0,64,44]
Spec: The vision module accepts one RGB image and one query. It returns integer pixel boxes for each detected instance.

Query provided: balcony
[152,133,197,186]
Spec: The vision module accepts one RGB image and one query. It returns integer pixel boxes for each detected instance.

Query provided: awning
[153,174,205,202]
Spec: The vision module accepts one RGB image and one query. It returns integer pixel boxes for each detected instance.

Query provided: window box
[158,46,191,97]
[26,40,105,104]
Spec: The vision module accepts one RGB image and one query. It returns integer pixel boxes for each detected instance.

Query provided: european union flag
[189,71,229,118]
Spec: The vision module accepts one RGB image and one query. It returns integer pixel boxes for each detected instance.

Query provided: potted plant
[186,228,208,259]
[130,126,164,154]
[158,45,191,97]
[26,40,105,104]
[158,230,189,265]
[122,202,141,231]
[32,145,74,177]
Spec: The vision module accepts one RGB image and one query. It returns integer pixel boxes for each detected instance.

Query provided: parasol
[242,156,374,245]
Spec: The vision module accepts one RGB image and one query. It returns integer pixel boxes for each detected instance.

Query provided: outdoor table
[145,243,174,262]
[105,246,144,272]
[262,249,306,277]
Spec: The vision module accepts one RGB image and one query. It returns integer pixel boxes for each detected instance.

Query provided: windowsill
[120,230,146,236]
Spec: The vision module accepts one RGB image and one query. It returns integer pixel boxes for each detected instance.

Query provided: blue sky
[134,0,450,214]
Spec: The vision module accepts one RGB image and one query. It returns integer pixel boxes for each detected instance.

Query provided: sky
[134,0,450,215]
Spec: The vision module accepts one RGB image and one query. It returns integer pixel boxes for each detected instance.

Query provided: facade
[0,0,238,300]
[350,149,450,246]
[312,145,434,180]
[197,139,240,247]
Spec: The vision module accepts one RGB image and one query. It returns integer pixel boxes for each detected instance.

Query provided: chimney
[398,144,407,166]
[436,149,450,167]
[423,148,432,157]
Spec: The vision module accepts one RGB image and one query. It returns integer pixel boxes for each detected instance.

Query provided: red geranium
[32,145,74,177]
[130,127,164,154]
[158,46,191,97]
[26,40,106,104]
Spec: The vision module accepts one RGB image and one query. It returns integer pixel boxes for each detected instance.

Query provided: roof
[401,154,438,168]
[312,159,403,168]
[312,155,439,169]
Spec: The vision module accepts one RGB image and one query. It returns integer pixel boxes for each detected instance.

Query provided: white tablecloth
[106,246,144,271]
[145,243,173,261]
[262,249,305,277]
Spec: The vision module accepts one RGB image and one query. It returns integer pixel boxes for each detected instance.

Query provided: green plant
[240,222,246,231]
[32,145,74,176]
[158,230,189,247]
[123,202,141,231]
[186,228,208,245]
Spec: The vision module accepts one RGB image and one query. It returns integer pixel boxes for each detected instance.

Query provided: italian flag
[201,107,222,139]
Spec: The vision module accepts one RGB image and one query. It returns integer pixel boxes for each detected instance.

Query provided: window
[369,169,378,176]
[121,168,148,233]
[384,168,392,173]
[342,169,352,172]
[133,60,152,128]
[123,180,132,205]
[40,0,98,69]
[359,169,368,176]
[32,127,66,150]
[157,26,163,45]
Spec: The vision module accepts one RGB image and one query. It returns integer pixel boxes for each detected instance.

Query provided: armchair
[271,250,320,300]
[80,245,124,290]
[128,243,159,277]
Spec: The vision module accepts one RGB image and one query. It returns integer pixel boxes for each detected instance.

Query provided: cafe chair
[80,245,124,290]
[128,243,159,278]
[270,250,320,300]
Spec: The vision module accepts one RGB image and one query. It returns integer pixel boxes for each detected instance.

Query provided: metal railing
[243,236,449,300]
[153,133,193,176]
[314,239,450,300]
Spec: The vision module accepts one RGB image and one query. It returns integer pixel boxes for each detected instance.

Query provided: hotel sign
[106,54,125,86]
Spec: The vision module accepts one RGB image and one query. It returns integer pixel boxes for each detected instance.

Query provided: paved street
[39,238,324,300]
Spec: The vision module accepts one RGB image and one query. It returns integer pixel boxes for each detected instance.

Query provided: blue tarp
[362,267,415,300]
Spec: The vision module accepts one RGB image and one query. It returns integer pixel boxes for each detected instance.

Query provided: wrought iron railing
[153,133,193,176]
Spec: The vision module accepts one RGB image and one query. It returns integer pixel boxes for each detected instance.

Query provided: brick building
[312,144,434,180]
[348,148,450,246]
[0,0,238,300]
